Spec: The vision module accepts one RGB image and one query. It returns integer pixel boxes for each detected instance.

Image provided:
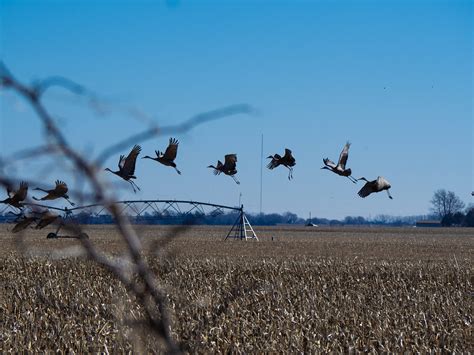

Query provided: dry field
[1,224,473,352]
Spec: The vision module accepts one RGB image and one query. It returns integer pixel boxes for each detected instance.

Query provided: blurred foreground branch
[0,61,253,353]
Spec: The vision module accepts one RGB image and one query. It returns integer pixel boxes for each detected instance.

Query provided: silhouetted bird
[267,148,296,180]
[33,180,75,206]
[35,210,60,229]
[105,145,141,192]
[1,181,28,209]
[208,154,240,184]
[143,137,181,175]
[357,176,393,199]
[11,213,38,233]
[8,209,57,232]
[321,142,357,183]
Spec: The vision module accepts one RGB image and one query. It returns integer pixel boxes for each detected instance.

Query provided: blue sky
[0,0,472,219]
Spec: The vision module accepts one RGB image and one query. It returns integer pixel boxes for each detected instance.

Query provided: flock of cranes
[2,138,395,233]
[103,138,393,199]
[321,142,393,199]
[320,142,393,199]
[0,180,70,232]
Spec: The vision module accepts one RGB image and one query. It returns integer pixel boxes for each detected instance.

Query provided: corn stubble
[0,227,472,352]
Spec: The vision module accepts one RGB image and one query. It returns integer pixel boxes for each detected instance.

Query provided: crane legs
[230,175,240,185]
[128,180,141,193]
[347,176,358,184]
[63,197,76,206]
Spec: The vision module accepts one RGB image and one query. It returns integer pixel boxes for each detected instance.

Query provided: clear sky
[0,0,472,219]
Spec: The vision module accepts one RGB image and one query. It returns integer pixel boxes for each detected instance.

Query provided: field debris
[1,226,472,352]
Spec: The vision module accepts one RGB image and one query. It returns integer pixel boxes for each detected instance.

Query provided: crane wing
[54,180,68,195]
[163,138,178,161]
[338,142,351,169]
[357,181,375,198]
[212,160,223,175]
[118,155,125,169]
[283,148,296,165]
[12,216,37,233]
[6,185,13,198]
[266,154,281,169]
[36,212,59,229]
[15,181,28,201]
[323,158,337,169]
[224,154,237,170]
[123,145,141,176]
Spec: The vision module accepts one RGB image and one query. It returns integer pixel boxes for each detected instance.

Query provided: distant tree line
[430,189,473,226]
[439,209,474,227]
[0,210,455,227]
[1,210,472,226]
[1,188,471,227]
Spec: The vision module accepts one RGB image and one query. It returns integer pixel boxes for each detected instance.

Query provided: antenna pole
[260,133,263,214]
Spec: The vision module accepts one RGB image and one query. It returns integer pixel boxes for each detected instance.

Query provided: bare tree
[430,189,465,220]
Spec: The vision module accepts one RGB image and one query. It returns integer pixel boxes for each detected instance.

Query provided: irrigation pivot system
[1,199,258,241]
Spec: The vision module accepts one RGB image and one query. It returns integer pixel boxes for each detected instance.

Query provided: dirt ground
[1,224,472,262]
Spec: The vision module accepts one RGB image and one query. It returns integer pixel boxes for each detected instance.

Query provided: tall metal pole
[260,133,263,214]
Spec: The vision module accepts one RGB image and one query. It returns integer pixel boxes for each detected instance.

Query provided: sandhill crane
[11,214,38,233]
[33,180,75,206]
[35,210,60,229]
[143,137,181,175]
[8,209,55,232]
[1,181,28,208]
[208,154,240,184]
[105,145,141,192]
[267,148,296,180]
[357,176,393,199]
[321,142,357,183]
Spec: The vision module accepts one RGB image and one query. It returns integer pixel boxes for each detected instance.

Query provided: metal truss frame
[1,199,258,241]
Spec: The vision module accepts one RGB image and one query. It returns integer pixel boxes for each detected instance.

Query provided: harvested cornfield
[0,225,472,352]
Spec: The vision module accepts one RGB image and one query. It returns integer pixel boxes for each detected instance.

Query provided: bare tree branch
[1,62,253,353]
[95,103,254,165]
